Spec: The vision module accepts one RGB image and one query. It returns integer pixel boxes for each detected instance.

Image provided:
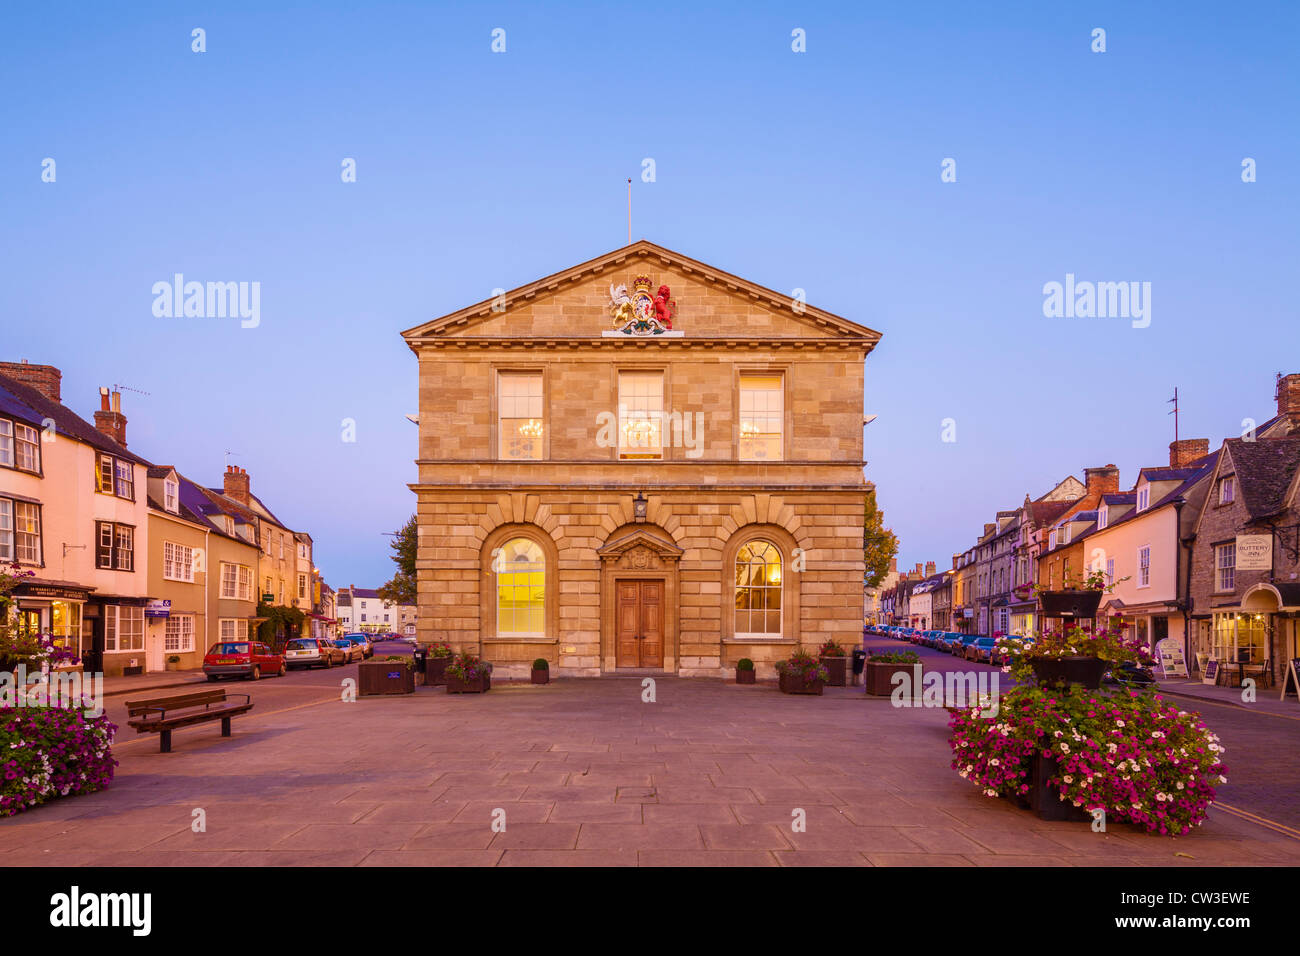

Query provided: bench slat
[129,702,253,732]
[126,690,227,715]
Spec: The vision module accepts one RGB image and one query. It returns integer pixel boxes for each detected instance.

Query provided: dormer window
[164,478,179,514]
[1097,506,1108,530]
[1218,476,1234,505]
[1137,486,1149,512]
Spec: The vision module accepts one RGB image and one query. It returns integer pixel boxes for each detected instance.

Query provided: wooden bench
[126,690,254,753]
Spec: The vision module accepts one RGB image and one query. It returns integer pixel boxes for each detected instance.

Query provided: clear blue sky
[3,1,1296,586]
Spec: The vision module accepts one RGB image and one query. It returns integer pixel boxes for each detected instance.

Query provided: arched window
[496,537,545,637]
[735,540,782,637]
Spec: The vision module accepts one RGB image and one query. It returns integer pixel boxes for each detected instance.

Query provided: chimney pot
[223,464,251,505]
[92,387,128,447]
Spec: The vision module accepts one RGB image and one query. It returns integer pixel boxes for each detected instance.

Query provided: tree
[377,514,417,606]
[863,488,899,588]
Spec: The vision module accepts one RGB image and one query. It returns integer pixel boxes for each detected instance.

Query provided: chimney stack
[1083,464,1120,502]
[0,360,62,402]
[888,557,897,574]
[1169,438,1210,468]
[913,562,923,576]
[925,560,936,576]
[983,523,995,537]
[952,553,960,570]
[1278,373,1300,430]
[92,387,128,447]
[223,465,251,505]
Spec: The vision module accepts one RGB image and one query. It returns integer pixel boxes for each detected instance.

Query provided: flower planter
[778,672,824,695]
[445,674,489,694]
[819,655,847,687]
[424,655,451,687]
[358,660,416,696]
[1036,589,1102,620]
[1030,754,1090,822]
[531,668,549,685]
[865,661,917,697]
[735,667,756,684]
[1030,656,1106,689]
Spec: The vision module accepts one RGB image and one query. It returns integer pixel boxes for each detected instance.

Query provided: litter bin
[851,649,867,686]
[412,645,429,684]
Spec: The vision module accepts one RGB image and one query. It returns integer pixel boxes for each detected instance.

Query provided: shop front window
[1212,612,1267,664]
[50,601,82,654]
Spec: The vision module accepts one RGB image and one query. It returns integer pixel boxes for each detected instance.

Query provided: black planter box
[1037,589,1102,620]
[1031,656,1106,689]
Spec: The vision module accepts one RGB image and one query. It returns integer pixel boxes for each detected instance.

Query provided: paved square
[3,676,1298,866]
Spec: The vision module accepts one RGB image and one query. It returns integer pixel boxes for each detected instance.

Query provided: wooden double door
[616,579,664,668]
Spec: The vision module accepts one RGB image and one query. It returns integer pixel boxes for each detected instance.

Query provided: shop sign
[144,599,172,618]
[1235,535,1272,571]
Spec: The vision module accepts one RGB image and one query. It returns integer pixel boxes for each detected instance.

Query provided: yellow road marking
[1212,802,1300,841]
[1157,690,1300,723]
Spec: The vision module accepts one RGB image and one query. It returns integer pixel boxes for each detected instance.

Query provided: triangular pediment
[597,527,684,561]
[401,240,881,344]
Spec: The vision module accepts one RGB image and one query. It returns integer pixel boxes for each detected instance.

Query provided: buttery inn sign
[603,275,684,337]
[1235,534,1272,571]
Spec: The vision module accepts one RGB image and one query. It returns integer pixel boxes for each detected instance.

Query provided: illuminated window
[496,537,545,637]
[739,373,783,461]
[499,371,544,460]
[735,540,782,637]
[618,370,663,459]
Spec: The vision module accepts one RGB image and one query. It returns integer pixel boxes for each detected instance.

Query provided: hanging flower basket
[1037,589,1102,620]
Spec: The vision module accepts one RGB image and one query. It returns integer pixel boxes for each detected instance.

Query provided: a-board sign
[1202,658,1219,685]
[1157,638,1188,678]
[1281,660,1300,701]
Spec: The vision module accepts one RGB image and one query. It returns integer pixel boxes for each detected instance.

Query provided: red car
[203,640,286,681]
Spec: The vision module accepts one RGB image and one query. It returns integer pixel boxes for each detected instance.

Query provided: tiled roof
[1225,436,1300,520]
[0,372,149,465]
[1026,499,1074,527]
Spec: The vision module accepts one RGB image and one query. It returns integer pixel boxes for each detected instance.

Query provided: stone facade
[402,241,879,678]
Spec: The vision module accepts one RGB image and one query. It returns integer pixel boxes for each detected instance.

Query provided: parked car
[953,634,983,656]
[342,633,374,659]
[334,637,366,662]
[968,637,998,662]
[283,637,345,670]
[203,641,286,681]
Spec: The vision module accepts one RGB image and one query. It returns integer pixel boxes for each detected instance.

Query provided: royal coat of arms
[609,275,676,335]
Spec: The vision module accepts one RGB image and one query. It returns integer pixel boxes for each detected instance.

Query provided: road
[864,633,1300,835]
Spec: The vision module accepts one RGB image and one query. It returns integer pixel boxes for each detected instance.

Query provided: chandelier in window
[740,420,760,439]
[517,419,543,439]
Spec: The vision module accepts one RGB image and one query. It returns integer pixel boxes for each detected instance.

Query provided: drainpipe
[1173,498,1192,673]
[203,527,210,656]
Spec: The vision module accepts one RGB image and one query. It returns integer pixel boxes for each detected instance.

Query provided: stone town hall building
[401,241,880,679]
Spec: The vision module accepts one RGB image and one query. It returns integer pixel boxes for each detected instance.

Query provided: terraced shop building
[401,241,881,679]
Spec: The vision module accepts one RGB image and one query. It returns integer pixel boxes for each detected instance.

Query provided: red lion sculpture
[652,284,676,329]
